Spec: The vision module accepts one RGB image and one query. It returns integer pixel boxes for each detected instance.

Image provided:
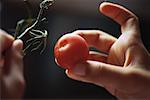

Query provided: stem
[17,8,43,39]
[17,0,54,39]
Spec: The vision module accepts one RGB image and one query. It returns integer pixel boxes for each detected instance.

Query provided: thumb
[66,61,127,88]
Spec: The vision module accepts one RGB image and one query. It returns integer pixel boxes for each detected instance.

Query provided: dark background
[1,0,150,99]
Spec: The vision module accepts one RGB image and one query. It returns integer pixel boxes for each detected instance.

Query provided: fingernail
[72,63,86,76]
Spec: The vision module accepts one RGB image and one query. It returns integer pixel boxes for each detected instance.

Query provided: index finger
[0,29,14,53]
[72,30,117,53]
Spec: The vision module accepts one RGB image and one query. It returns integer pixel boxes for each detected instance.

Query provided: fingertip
[65,69,83,82]
[13,39,23,51]
[11,39,24,58]
[65,69,70,76]
[65,69,74,79]
[99,2,107,12]
[99,2,114,13]
[0,29,14,41]
[55,58,61,66]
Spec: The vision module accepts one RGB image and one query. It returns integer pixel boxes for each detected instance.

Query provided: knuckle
[131,15,139,25]
[124,69,140,86]
[126,69,139,79]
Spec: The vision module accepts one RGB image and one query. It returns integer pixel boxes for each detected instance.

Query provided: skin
[0,29,25,99]
[65,2,150,100]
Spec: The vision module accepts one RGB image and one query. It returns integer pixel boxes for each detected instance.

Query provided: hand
[0,29,25,99]
[65,2,150,99]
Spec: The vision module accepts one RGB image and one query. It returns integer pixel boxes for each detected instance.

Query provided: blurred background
[1,0,150,99]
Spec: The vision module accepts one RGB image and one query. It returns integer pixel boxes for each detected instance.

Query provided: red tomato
[54,34,89,69]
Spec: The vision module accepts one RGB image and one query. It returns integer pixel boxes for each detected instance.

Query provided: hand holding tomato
[54,34,89,69]
[64,2,150,99]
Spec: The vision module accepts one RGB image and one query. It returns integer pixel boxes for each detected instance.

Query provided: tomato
[54,34,89,69]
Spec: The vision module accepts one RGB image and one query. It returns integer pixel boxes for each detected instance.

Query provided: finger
[4,39,23,75]
[0,29,14,53]
[10,39,24,73]
[2,39,25,98]
[100,2,140,37]
[72,30,117,53]
[88,51,107,63]
[66,61,126,89]
[55,58,61,66]
[0,30,14,70]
